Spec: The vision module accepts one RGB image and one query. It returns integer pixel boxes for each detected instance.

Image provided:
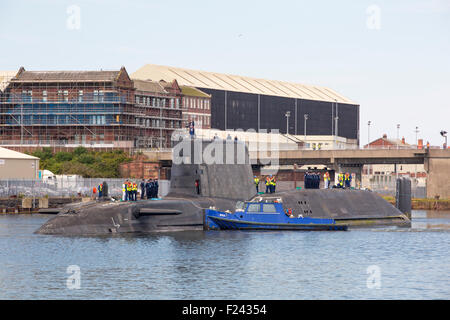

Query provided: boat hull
[208,216,347,231]
[205,209,348,231]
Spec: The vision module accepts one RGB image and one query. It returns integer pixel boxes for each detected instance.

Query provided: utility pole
[414,126,420,186]
[414,126,419,148]
[304,114,308,148]
[334,116,339,149]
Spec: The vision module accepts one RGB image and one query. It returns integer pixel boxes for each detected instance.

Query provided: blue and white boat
[205,199,348,231]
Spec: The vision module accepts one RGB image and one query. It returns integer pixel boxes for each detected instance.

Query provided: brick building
[180,86,211,129]
[0,67,183,149]
[133,79,183,148]
[363,134,410,149]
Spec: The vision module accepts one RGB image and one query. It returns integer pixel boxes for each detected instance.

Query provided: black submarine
[35,139,410,235]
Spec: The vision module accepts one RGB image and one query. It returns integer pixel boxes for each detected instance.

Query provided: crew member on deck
[254,176,260,193]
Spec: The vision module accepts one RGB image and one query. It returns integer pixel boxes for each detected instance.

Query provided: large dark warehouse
[132,64,360,144]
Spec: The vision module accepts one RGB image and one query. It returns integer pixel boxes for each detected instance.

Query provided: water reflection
[411,210,450,230]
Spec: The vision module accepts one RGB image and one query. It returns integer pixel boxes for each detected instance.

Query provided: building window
[136,96,140,104]
[42,90,47,102]
[78,90,83,102]
[64,90,69,102]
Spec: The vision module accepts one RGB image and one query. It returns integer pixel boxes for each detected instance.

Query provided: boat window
[247,204,260,213]
[262,204,278,213]
[235,201,245,211]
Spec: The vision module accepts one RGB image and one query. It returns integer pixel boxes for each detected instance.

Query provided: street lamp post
[414,126,420,184]
[285,111,291,135]
[397,124,400,149]
[304,114,308,147]
[334,116,339,149]
[414,126,420,148]
[441,130,448,149]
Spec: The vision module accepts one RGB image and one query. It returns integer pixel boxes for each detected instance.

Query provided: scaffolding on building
[0,69,185,149]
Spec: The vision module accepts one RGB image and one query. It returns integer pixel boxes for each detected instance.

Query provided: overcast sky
[1,0,449,146]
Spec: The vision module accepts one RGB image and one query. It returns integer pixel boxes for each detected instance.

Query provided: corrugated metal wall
[199,88,359,140]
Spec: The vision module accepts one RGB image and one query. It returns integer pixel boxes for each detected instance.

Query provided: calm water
[0,211,449,300]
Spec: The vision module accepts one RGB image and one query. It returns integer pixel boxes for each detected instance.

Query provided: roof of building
[365,134,412,148]
[10,67,127,83]
[132,64,356,104]
[0,71,16,91]
[0,147,40,160]
[180,86,211,98]
[133,79,167,94]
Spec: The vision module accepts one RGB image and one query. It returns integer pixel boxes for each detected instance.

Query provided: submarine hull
[35,189,410,236]
[34,140,410,235]
[35,196,238,235]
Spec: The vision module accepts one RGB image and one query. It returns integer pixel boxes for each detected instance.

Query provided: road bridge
[144,148,450,199]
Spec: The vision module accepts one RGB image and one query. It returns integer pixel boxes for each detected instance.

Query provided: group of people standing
[140,179,159,200]
[253,171,354,193]
[253,175,277,194]
[122,179,159,201]
[324,171,353,189]
[336,172,352,189]
[93,181,108,199]
[122,180,138,201]
[304,172,321,189]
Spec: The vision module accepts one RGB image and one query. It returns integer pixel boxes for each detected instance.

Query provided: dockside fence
[0,178,170,198]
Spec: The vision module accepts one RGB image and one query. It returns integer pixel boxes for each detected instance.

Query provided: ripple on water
[0,211,449,299]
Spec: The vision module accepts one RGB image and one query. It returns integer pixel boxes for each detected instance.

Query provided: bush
[32,147,132,178]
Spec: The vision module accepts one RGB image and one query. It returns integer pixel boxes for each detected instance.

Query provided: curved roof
[132,64,356,104]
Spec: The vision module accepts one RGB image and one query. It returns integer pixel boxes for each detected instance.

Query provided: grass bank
[381,195,450,211]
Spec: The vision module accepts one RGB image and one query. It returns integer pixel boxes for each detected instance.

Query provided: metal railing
[0,178,170,198]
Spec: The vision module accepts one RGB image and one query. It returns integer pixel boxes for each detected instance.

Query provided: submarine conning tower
[169,138,255,200]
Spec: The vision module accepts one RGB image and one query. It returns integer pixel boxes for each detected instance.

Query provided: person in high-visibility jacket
[338,173,344,188]
[122,180,128,201]
[344,173,351,189]
[132,183,138,201]
[323,172,330,189]
[126,182,132,201]
[254,176,260,193]
[271,176,277,193]
[265,176,271,193]
[98,183,103,198]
